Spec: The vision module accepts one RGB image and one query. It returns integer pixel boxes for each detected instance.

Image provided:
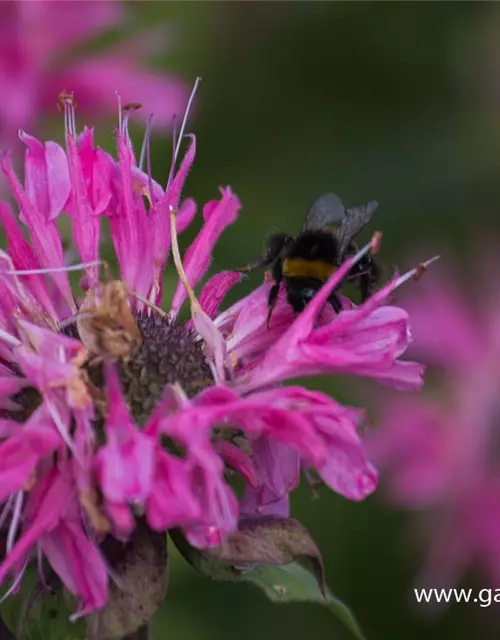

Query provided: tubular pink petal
[146,451,200,531]
[0,412,60,503]
[171,187,241,316]
[0,467,71,586]
[74,128,112,215]
[19,131,70,222]
[42,520,108,618]
[112,128,154,295]
[240,439,299,517]
[184,476,239,549]
[96,365,155,504]
[241,488,291,518]
[237,295,419,393]
[215,440,259,488]
[0,152,74,308]
[149,132,198,297]
[0,203,59,319]
[64,131,101,288]
[198,271,245,320]
[360,359,426,390]
[52,58,187,129]
[403,269,481,368]
[104,502,135,538]
[192,309,229,383]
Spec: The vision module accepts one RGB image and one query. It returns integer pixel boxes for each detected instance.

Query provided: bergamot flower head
[0,1,187,167]
[0,80,434,635]
[369,255,500,591]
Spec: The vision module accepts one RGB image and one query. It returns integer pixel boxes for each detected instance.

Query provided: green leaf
[244,561,366,640]
[170,518,366,640]
[0,566,86,640]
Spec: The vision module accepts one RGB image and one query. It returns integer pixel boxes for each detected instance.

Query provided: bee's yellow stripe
[282,258,336,280]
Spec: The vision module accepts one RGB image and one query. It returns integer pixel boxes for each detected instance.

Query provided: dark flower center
[5,315,214,426]
[115,315,214,425]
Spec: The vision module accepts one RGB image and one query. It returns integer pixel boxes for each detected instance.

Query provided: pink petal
[15,1,123,54]
[318,437,378,501]
[64,130,102,286]
[240,438,299,517]
[47,56,187,128]
[238,298,419,393]
[184,477,239,549]
[0,203,58,319]
[192,309,229,383]
[214,440,259,488]
[95,365,155,504]
[110,128,153,296]
[171,187,241,316]
[41,520,108,618]
[146,451,200,531]
[367,398,451,507]
[241,489,290,518]
[19,131,70,222]
[166,135,196,211]
[0,407,61,503]
[105,502,135,539]
[14,345,76,390]
[357,359,425,391]
[148,135,197,299]
[0,466,71,585]
[1,152,73,307]
[197,271,244,320]
[403,272,482,368]
[159,409,238,546]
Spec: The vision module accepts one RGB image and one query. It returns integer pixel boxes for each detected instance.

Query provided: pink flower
[368,260,500,588]
[0,1,186,159]
[0,85,427,620]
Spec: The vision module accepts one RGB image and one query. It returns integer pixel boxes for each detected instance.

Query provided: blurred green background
[130,3,500,640]
[11,1,500,639]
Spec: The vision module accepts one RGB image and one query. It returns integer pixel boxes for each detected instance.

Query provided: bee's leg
[266,258,283,329]
[238,233,291,273]
[327,290,343,314]
[358,273,372,301]
[266,284,280,328]
[359,257,381,302]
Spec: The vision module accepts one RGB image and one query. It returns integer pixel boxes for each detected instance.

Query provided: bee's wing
[337,200,378,253]
[302,192,346,231]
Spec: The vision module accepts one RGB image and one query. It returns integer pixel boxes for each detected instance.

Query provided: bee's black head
[285,277,322,313]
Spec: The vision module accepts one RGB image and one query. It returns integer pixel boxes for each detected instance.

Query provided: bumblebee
[239,193,380,327]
